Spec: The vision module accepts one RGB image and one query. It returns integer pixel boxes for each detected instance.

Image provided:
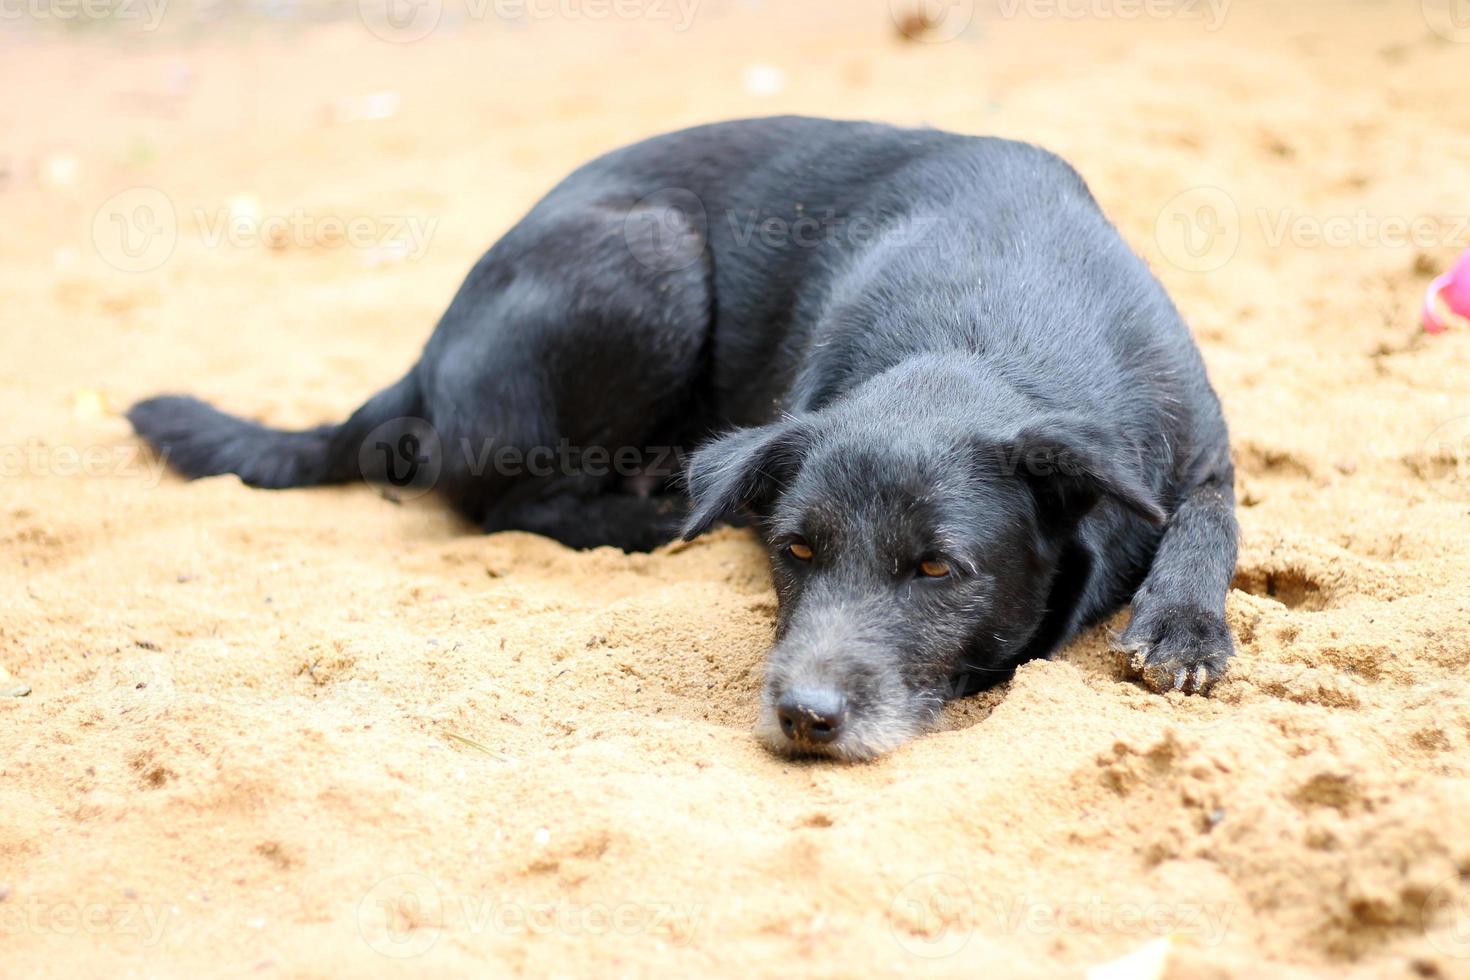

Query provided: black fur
[130,116,1237,759]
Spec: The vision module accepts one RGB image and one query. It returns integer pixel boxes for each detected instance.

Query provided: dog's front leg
[1119,474,1238,693]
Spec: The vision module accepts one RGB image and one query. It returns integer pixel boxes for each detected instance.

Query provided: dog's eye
[787,540,814,561]
[918,559,951,578]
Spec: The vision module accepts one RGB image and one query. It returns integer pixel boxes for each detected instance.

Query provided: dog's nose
[776,688,846,743]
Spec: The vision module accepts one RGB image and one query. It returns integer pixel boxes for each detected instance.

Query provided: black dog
[130,116,1237,760]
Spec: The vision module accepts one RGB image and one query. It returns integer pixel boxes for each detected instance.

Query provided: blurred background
[5,0,1466,451]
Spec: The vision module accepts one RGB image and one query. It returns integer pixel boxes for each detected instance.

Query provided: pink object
[1424,248,1470,333]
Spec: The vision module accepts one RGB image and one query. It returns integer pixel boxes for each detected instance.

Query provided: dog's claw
[1117,603,1233,696]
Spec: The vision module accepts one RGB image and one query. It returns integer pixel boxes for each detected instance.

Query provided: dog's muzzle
[755,603,929,760]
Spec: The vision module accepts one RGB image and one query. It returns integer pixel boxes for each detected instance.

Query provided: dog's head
[683,362,1164,761]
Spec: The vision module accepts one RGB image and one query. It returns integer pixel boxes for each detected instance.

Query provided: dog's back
[130,114,1227,539]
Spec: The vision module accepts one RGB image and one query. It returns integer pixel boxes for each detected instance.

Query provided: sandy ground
[3,1,1470,976]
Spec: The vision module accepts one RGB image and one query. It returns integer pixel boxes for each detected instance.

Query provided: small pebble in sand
[72,388,111,421]
[0,685,31,698]
[40,152,80,189]
[533,827,550,847]
[741,64,786,97]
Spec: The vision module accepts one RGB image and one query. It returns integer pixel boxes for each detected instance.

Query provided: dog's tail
[127,371,422,489]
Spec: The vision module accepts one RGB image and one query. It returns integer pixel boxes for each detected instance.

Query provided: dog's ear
[682,419,808,540]
[989,417,1167,531]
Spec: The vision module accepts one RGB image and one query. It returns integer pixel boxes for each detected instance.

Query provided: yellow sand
[2,2,1469,976]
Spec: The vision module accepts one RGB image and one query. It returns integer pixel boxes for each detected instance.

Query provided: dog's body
[131,116,1238,759]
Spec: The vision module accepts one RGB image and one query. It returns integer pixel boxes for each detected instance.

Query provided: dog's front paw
[1118,604,1233,694]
